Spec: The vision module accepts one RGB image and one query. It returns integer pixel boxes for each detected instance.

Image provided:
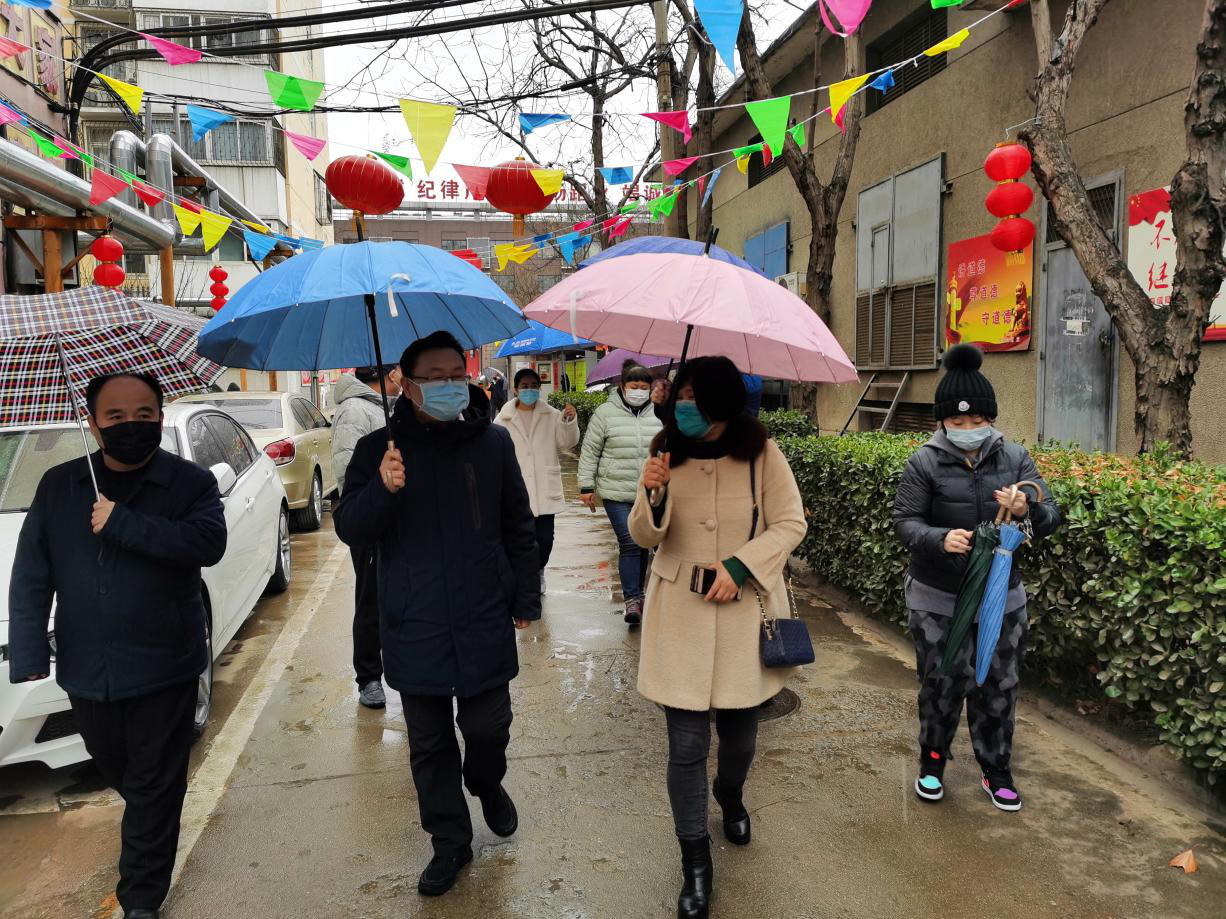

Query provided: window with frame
[866,6,948,115]
[744,222,789,280]
[747,134,786,189]
[217,233,246,263]
[151,114,273,165]
[137,13,272,64]
[314,173,332,226]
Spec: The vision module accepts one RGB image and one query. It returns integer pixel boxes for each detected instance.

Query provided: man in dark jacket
[8,372,227,919]
[334,331,540,898]
[489,369,508,414]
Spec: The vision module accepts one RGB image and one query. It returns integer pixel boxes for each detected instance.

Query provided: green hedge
[548,390,607,437]
[761,409,815,440]
[774,431,1226,778]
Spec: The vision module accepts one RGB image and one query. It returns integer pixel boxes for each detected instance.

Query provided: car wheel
[291,470,323,531]
[193,614,213,740]
[265,505,291,595]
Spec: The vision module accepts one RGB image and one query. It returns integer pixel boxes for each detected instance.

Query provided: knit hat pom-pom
[942,343,984,373]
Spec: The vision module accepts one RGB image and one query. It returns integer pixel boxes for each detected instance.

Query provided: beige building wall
[702,0,1223,460]
[277,0,333,246]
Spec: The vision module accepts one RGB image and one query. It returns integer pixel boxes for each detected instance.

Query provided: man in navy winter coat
[334,331,540,898]
[8,372,227,919]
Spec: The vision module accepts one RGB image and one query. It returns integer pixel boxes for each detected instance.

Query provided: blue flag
[598,166,635,185]
[518,113,570,134]
[297,237,324,251]
[5,0,53,8]
[557,232,592,265]
[701,166,723,209]
[187,105,234,142]
[243,230,276,261]
[869,70,896,93]
[532,233,552,251]
[695,0,744,74]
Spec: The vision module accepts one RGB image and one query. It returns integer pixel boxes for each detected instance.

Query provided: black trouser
[534,514,556,570]
[69,680,197,912]
[401,684,513,857]
[664,706,759,840]
[350,544,382,686]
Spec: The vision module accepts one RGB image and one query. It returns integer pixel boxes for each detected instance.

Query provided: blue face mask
[415,380,470,421]
[518,389,540,406]
[945,425,995,451]
[675,400,712,439]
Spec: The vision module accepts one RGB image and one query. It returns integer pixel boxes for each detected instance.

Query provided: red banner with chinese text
[945,235,1033,352]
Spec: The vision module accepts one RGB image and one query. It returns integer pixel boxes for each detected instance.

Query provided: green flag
[746,96,791,156]
[264,70,325,112]
[649,190,679,221]
[930,0,964,8]
[116,168,139,184]
[620,200,642,215]
[789,123,805,148]
[27,129,65,158]
[374,151,413,179]
[732,142,764,158]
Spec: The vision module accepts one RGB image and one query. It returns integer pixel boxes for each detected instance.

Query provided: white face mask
[945,425,995,451]
[624,389,650,407]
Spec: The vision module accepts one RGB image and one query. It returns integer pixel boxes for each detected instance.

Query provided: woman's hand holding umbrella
[643,453,671,491]
[380,447,406,493]
[995,487,1029,518]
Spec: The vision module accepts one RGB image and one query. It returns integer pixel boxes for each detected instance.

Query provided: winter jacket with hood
[493,397,580,517]
[331,373,386,493]
[892,429,1060,595]
[578,388,663,503]
[333,385,540,698]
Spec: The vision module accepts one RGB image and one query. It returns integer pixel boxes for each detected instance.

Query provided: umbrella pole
[351,213,395,452]
[702,226,719,256]
[54,333,100,500]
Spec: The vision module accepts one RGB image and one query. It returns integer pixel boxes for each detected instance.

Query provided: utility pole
[654,0,678,236]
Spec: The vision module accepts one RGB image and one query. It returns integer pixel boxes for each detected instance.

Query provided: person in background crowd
[741,374,764,418]
[578,360,663,625]
[630,357,806,919]
[892,343,1060,813]
[489,369,508,415]
[8,372,227,919]
[334,332,540,898]
[494,368,579,595]
[331,365,401,709]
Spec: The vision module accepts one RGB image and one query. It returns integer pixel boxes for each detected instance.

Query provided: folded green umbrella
[939,520,1000,674]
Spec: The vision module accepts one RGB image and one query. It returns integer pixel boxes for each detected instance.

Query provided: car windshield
[0,427,179,513]
[190,399,283,430]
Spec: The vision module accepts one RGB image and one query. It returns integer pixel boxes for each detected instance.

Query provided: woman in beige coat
[630,357,806,919]
[494,368,579,594]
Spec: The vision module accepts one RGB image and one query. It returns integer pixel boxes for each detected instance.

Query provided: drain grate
[704,688,800,722]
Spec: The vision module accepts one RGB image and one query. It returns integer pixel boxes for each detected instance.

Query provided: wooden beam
[159,246,175,306]
[61,247,92,276]
[3,214,109,232]
[43,229,63,293]
[173,176,206,188]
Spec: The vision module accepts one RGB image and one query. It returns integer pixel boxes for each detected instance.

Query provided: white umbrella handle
[55,333,99,500]
[387,273,411,318]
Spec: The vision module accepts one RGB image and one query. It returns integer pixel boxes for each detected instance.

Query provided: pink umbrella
[523,252,858,383]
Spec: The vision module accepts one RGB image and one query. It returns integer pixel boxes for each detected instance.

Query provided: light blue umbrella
[496,319,593,358]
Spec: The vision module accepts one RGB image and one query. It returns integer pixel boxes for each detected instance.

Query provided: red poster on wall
[945,235,1033,352]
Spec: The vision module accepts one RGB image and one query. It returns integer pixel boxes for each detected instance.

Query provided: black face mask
[98,420,161,465]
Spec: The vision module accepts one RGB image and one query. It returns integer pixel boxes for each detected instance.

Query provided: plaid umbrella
[0,287,222,428]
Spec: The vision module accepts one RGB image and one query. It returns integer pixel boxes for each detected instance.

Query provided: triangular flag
[0,103,25,127]
[178,198,202,214]
[573,219,595,232]
[141,33,201,66]
[620,200,643,215]
[26,128,66,158]
[643,111,693,144]
[732,142,764,158]
[453,164,491,200]
[0,36,28,58]
[242,219,270,233]
[399,99,456,174]
[52,135,84,162]
[173,203,202,236]
[374,151,413,179]
[736,154,751,175]
[663,156,699,177]
[264,70,324,112]
[132,181,165,207]
[702,167,723,208]
[116,168,139,185]
[518,113,570,134]
[89,170,129,206]
[599,166,635,185]
[746,96,791,155]
[531,168,565,196]
[198,211,232,252]
[495,242,537,271]
[602,217,620,232]
[762,145,773,167]
[829,74,869,122]
[931,0,967,7]
[836,107,847,134]
[285,129,326,160]
[789,123,806,148]
[608,217,633,240]
[649,191,680,221]
[244,229,277,261]
[869,70,895,93]
[694,0,744,74]
[187,105,233,142]
[818,0,873,38]
[924,28,971,57]
[557,233,593,265]
[532,233,552,251]
[100,74,144,115]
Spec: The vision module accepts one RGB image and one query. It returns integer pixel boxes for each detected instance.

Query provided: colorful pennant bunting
[244,229,277,261]
[298,237,325,251]
[643,111,692,145]
[930,0,965,8]
[26,129,65,158]
[100,74,144,116]
[732,142,764,158]
[141,33,201,66]
[829,74,869,122]
[746,96,792,156]
[187,105,233,142]
[736,155,751,175]
[242,219,270,233]
[531,168,565,196]
[789,123,806,148]
[620,200,642,215]
[924,28,970,57]
[607,217,633,240]
[399,99,456,175]
[199,211,232,252]
[869,69,895,92]
[818,0,873,38]
[89,170,129,206]
[52,135,87,164]
[6,0,51,9]
[556,232,592,265]
[495,242,537,271]
[532,233,552,251]
[518,113,570,134]
[132,181,165,208]
[116,168,139,185]
[702,167,723,208]
[453,164,491,200]
[173,203,202,236]
[598,166,635,185]
[285,129,326,160]
[374,151,413,179]
[663,156,699,177]
[649,190,680,221]
[695,0,744,74]
[264,70,324,112]
[0,36,28,58]
[177,198,203,214]
[0,103,25,127]
[573,219,595,232]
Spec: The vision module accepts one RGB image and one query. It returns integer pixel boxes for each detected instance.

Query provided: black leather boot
[677,835,713,919]
[712,775,751,846]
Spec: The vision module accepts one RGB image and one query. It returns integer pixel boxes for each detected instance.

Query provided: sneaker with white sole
[981,768,1022,812]
[358,680,386,709]
[914,747,946,803]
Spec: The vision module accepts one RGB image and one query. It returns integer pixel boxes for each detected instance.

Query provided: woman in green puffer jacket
[578,361,663,626]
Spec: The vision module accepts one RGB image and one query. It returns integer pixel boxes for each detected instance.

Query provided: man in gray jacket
[332,366,398,708]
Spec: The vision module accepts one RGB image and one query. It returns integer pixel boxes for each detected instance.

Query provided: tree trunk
[694,36,716,242]
[591,95,609,221]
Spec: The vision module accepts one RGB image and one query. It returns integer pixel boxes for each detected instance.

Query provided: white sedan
[0,402,291,771]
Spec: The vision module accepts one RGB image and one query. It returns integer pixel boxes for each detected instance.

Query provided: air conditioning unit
[776,272,807,297]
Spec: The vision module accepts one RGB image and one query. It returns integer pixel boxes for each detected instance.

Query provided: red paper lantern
[210,282,230,298]
[325,155,403,216]
[991,217,1036,253]
[211,297,226,312]
[985,182,1034,218]
[485,157,558,236]
[209,265,229,283]
[984,142,1032,183]
[90,234,123,263]
[94,262,125,287]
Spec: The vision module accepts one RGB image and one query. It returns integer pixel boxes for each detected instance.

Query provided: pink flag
[602,217,620,232]
[836,107,846,134]
[89,170,129,207]
[0,36,28,58]
[818,0,873,38]
[141,33,202,66]
[0,104,23,127]
[453,164,491,201]
[663,156,699,177]
[698,176,707,200]
[285,129,326,161]
[643,111,692,144]
[52,135,79,160]
[608,217,633,239]
[177,198,202,214]
[573,219,594,232]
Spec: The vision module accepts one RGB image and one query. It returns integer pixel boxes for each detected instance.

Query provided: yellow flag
[241,219,270,233]
[829,74,870,123]
[495,243,537,271]
[531,169,564,196]
[101,74,144,116]
[735,155,751,175]
[399,99,455,174]
[199,211,233,252]
[173,203,201,236]
[923,28,970,57]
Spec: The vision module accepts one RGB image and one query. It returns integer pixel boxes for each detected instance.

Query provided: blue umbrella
[496,319,593,358]
[578,234,768,277]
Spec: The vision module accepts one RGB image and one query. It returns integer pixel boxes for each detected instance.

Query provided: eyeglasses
[410,375,468,385]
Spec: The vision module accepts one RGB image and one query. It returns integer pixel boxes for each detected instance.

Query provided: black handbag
[748,459,815,668]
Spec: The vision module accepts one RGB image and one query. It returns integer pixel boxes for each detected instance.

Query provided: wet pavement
[2,461,1224,918]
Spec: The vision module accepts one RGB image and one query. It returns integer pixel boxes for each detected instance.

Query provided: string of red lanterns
[984,142,1036,253]
[209,265,229,312]
[91,233,125,288]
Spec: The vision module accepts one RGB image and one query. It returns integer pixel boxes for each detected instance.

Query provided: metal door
[1038,179,1119,450]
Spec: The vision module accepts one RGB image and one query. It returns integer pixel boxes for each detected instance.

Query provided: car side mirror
[210,462,238,495]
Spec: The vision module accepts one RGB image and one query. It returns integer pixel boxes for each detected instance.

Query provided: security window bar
[866,6,948,115]
[746,133,786,189]
[314,172,332,226]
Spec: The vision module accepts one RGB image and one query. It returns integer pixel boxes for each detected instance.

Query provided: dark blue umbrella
[496,319,593,358]
[578,235,767,277]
